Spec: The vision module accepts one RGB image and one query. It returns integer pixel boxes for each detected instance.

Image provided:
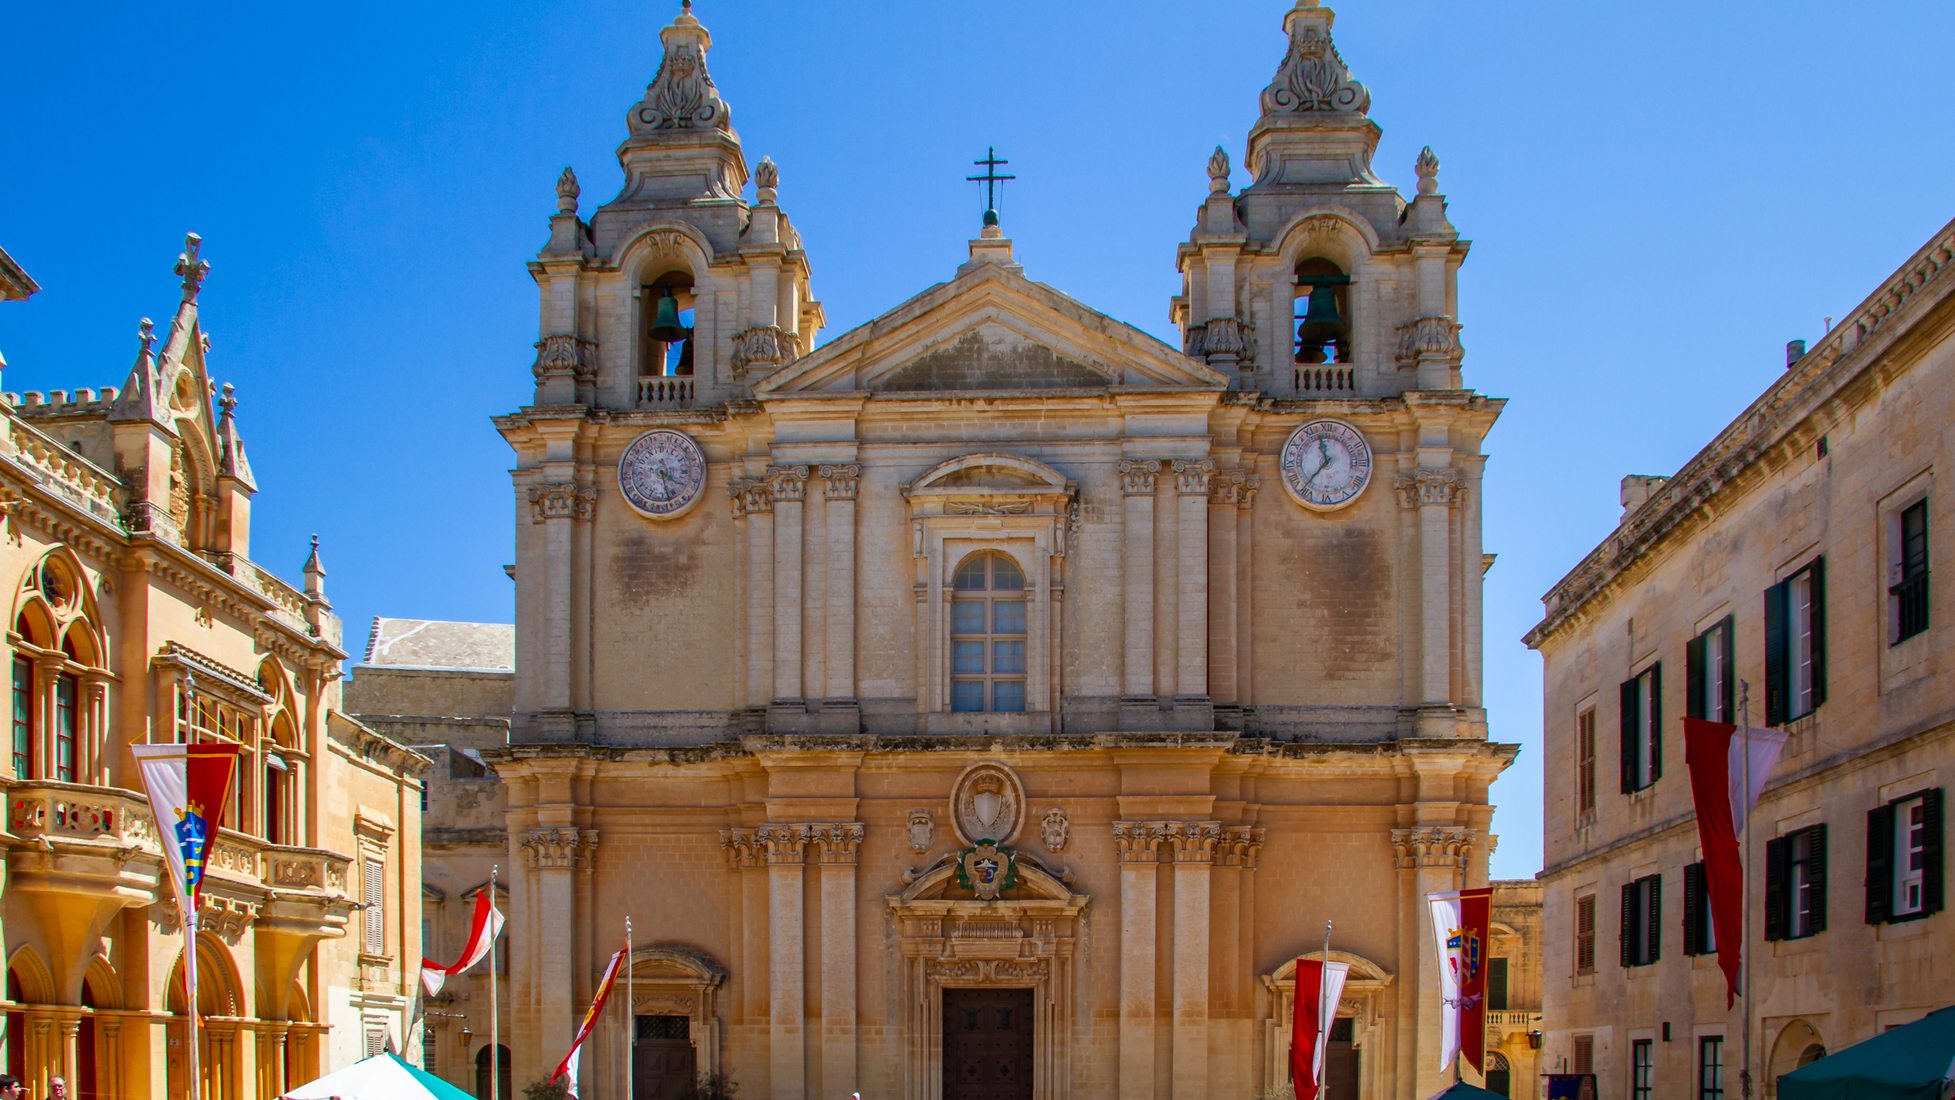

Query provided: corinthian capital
[1394,468,1465,510]
[813,821,866,864]
[755,823,813,865]
[1172,459,1216,496]
[1391,826,1472,869]
[1165,820,1224,863]
[766,464,810,503]
[528,481,597,523]
[1119,460,1160,496]
[819,464,861,502]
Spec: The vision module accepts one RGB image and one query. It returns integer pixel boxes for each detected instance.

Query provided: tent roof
[1778,1004,1955,1100]
[281,1051,474,1100]
[1426,1082,1509,1100]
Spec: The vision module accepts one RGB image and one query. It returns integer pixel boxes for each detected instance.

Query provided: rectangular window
[53,672,77,783]
[1867,789,1943,923]
[1577,708,1597,816]
[363,857,386,955]
[364,1025,387,1058]
[1487,957,1509,1011]
[1620,874,1661,967]
[1683,861,1717,956]
[11,655,33,779]
[1765,559,1826,723]
[1699,1036,1725,1100]
[1765,824,1827,940]
[1631,1038,1654,1100]
[1620,664,1662,793]
[1892,499,1930,644]
[1687,617,1736,722]
[1575,893,1597,975]
[1572,1034,1595,1076]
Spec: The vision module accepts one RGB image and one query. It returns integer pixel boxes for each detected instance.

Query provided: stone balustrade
[638,375,696,407]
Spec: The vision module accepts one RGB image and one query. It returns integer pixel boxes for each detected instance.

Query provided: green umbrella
[1425,1082,1510,1100]
[1778,1004,1955,1100]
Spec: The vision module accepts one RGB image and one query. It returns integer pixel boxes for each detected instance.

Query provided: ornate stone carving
[951,761,1026,846]
[728,477,772,517]
[175,233,209,301]
[1165,820,1224,863]
[1214,825,1267,868]
[1260,4,1370,116]
[528,481,597,522]
[272,857,322,887]
[1393,468,1465,510]
[813,822,865,865]
[754,155,779,200]
[730,325,795,377]
[944,500,1033,516]
[532,334,597,383]
[1207,145,1231,194]
[556,166,580,213]
[1173,459,1216,495]
[521,826,598,871]
[905,809,936,854]
[754,823,812,865]
[1395,316,1463,367]
[719,827,762,869]
[1040,808,1069,853]
[924,957,1050,984]
[1238,472,1262,509]
[1208,468,1243,506]
[1193,317,1255,368]
[1415,145,1441,196]
[198,896,257,942]
[1118,459,1160,496]
[1112,821,1167,864]
[819,464,861,501]
[1391,826,1472,869]
[629,2,731,135]
[764,464,809,503]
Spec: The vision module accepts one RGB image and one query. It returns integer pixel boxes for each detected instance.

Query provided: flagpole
[1739,682,1754,1100]
[1320,919,1333,1100]
[186,902,201,1100]
[626,916,635,1100]
[490,864,501,1100]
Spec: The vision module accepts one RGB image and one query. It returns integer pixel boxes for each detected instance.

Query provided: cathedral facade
[476,3,1512,1097]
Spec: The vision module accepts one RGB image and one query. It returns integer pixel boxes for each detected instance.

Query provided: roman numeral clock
[1279,418,1373,510]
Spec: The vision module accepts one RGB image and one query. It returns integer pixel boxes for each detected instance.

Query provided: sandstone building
[1485,879,1546,1099]
[393,1,1517,1097]
[0,241,427,1098]
[1528,217,1955,1098]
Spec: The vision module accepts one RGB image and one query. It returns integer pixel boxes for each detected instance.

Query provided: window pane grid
[949,555,1028,714]
[1699,1036,1725,1100]
[53,673,76,782]
[1577,710,1596,815]
[1790,571,1815,716]
[1632,1039,1654,1100]
[12,656,33,779]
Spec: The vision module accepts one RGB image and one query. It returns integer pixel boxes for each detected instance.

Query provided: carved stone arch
[616,221,718,277]
[286,980,312,1024]
[11,596,54,648]
[908,451,1074,495]
[1272,206,1383,271]
[6,944,57,1004]
[1768,1016,1830,1083]
[81,953,122,1010]
[15,544,103,636]
[1263,950,1397,1100]
[166,931,243,1017]
[620,944,727,1079]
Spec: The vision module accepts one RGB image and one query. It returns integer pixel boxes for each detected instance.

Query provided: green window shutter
[1647,874,1662,962]
[1683,862,1705,955]
[1866,802,1896,925]
[1923,789,1945,917]
[1764,580,1789,726]
[1488,958,1509,1011]
[1649,664,1663,782]
[1686,633,1706,721]
[1764,835,1789,941]
[1807,823,1829,934]
[1809,557,1828,709]
[1620,882,1636,968]
[1719,615,1737,721]
[1620,678,1639,794]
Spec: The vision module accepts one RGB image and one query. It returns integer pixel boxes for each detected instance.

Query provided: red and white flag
[1289,957,1350,1100]
[421,890,505,996]
[1683,718,1787,1006]
[1427,887,1493,1073]
[551,946,627,1097]
[131,743,240,914]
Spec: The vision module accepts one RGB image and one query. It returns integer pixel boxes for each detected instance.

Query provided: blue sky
[2,1,1950,879]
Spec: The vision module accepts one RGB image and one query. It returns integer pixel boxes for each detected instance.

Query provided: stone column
[1236,475,1259,706]
[1172,462,1213,703]
[1398,469,1462,733]
[769,465,810,712]
[526,480,595,738]
[738,479,775,713]
[1168,822,1220,1099]
[1396,826,1470,1099]
[521,825,596,1069]
[1206,473,1240,711]
[1119,462,1159,713]
[1114,822,1164,1100]
[815,823,863,1100]
[55,1012,80,1090]
[759,824,810,1100]
[820,466,860,726]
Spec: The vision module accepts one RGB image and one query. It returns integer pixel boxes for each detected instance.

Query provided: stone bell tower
[528,0,822,412]
[1176,0,1468,399]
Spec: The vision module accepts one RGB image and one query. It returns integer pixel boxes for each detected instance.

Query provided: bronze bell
[1295,284,1346,364]
[648,292,689,342]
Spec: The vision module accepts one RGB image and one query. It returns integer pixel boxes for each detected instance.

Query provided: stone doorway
[942,988,1034,1100]
[1324,1017,1360,1100]
[632,1015,697,1100]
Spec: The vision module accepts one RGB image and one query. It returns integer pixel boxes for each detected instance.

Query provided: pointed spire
[556,166,580,214]
[174,233,209,303]
[215,382,257,489]
[1245,1,1383,188]
[303,534,326,597]
[110,317,166,423]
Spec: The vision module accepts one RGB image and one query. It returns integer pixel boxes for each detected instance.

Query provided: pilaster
[1113,820,1164,1100]
[1394,825,1471,1098]
[1167,821,1221,1100]
[814,822,864,1100]
[819,465,860,729]
[1207,471,1241,714]
[525,478,596,738]
[734,478,775,713]
[1119,461,1159,718]
[1172,461,1213,705]
[520,825,599,1064]
[768,465,809,717]
[759,823,811,1100]
[1396,467,1465,735]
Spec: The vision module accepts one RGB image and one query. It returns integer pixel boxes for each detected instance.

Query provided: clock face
[1279,419,1373,510]
[618,430,707,519]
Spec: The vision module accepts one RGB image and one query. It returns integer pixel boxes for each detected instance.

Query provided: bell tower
[1175,0,1467,398]
[529,0,821,411]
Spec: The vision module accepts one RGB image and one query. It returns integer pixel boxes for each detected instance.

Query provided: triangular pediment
[755,262,1226,396]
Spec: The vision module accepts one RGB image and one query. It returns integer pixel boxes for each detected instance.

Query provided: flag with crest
[132,742,239,914]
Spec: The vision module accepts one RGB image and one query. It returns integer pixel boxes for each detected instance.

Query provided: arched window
[259,661,304,846]
[1486,1050,1512,1097]
[10,552,104,783]
[475,1044,512,1100]
[641,270,696,379]
[950,554,1027,714]
[1293,258,1352,364]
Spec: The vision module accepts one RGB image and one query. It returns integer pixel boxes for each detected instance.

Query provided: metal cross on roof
[966,147,1016,218]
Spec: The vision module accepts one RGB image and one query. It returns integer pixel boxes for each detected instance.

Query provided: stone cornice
[1528,218,1955,648]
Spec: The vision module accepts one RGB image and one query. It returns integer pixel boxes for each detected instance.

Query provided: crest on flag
[1445,926,1482,987]
[175,802,211,892]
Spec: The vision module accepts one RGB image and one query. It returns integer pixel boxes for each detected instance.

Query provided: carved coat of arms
[955,840,1018,902]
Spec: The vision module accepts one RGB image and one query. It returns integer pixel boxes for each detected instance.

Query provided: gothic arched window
[949,553,1028,714]
[10,551,105,784]
[1293,257,1352,364]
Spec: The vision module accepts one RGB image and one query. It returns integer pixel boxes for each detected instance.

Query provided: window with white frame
[1688,617,1735,722]
[1867,788,1943,923]
[949,554,1027,714]
[1766,559,1826,723]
